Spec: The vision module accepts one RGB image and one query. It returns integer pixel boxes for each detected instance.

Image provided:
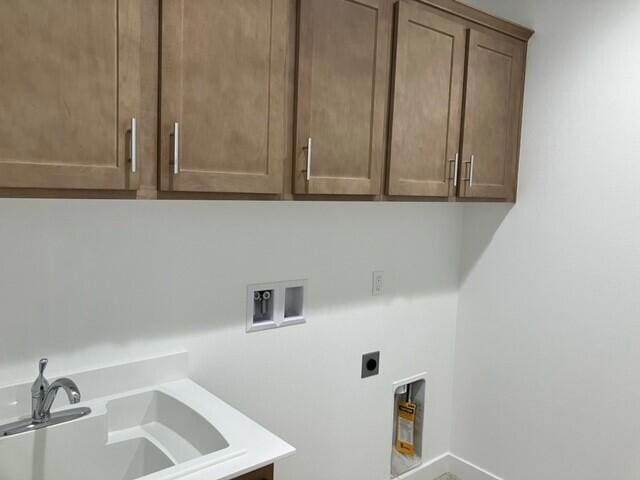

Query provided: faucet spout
[29,359,83,423]
[41,378,81,418]
[1,359,91,435]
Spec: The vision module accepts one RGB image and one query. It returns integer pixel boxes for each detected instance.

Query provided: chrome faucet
[31,358,81,422]
[1,358,91,437]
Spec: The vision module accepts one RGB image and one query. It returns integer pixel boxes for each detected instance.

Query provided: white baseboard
[447,454,504,480]
[395,453,503,480]
[395,453,450,480]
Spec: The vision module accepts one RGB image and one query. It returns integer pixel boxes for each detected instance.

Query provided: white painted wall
[7,3,634,479]
[0,200,462,480]
[453,1,640,478]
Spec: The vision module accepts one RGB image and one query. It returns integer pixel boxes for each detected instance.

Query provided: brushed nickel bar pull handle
[454,153,459,186]
[130,118,137,174]
[303,137,312,181]
[463,155,475,186]
[173,122,180,175]
[449,152,459,186]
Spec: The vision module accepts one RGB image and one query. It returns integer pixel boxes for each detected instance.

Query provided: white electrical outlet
[372,271,384,296]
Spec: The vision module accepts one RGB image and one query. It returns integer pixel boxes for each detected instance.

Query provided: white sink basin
[0,417,173,480]
[106,391,229,465]
[0,354,294,480]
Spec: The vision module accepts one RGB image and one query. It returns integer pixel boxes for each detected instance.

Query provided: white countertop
[0,353,295,480]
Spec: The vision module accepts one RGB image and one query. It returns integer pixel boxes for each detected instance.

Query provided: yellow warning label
[395,401,417,456]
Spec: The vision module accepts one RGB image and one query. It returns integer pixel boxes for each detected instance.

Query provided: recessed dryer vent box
[390,373,427,478]
[247,280,307,333]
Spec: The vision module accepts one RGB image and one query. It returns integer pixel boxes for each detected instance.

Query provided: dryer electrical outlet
[362,351,380,378]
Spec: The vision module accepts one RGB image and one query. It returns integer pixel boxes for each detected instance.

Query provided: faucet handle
[31,358,50,402]
[38,358,48,376]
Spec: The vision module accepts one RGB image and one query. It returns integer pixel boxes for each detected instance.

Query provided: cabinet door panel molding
[0,0,533,201]
[459,29,525,201]
[294,0,391,195]
[0,0,147,191]
[387,0,466,198]
[160,0,288,194]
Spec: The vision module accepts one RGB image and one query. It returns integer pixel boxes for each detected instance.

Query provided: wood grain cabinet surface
[233,464,274,480]
[160,0,289,194]
[293,0,392,195]
[387,0,529,202]
[387,0,466,198]
[458,29,526,201]
[0,0,150,191]
[0,0,533,201]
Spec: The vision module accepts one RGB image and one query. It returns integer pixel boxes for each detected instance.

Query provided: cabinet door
[294,0,390,195]
[460,29,525,200]
[160,0,288,194]
[0,0,145,190]
[387,1,466,197]
[233,465,274,480]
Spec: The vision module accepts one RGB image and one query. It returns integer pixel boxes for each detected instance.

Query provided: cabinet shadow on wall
[0,201,465,370]
[459,203,512,284]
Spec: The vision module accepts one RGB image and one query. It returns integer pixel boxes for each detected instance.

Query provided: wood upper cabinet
[0,0,147,191]
[294,0,391,195]
[0,0,531,200]
[387,0,466,197]
[387,1,529,202]
[160,0,288,194]
[459,29,526,201]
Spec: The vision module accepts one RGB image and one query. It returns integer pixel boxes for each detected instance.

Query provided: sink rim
[105,389,230,462]
[0,355,295,480]
[0,387,247,480]
[0,406,92,437]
